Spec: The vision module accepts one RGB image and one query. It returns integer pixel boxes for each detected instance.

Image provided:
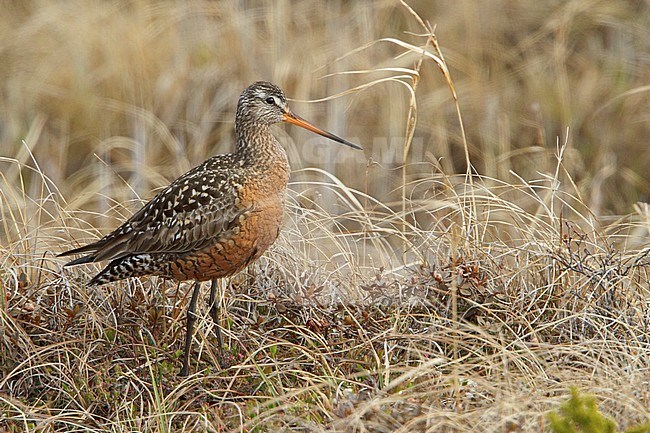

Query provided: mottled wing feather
[83,155,247,262]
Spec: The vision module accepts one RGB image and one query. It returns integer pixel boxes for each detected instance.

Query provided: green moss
[548,388,650,433]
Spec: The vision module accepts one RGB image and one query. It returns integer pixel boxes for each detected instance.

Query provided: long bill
[282,112,362,150]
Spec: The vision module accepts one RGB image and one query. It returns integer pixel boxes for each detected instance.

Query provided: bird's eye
[265,96,276,105]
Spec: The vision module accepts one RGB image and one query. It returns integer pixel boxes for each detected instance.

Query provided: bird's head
[236,81,362,150]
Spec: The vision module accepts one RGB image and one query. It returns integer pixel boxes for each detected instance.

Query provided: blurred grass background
[2,0,648,222]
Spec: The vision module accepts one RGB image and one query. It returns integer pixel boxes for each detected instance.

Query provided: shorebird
[59,81,361,375]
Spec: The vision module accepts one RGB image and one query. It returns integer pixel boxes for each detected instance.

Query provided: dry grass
[1,1,649,432]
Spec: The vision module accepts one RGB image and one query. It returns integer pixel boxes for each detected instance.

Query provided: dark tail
[86,253,161,286]
[58,242,101,258]
[61,254,97,267]
[58,239,108,266]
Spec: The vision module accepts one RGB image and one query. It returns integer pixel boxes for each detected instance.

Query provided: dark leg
[208,279,225,368]
[180,281,201,376]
